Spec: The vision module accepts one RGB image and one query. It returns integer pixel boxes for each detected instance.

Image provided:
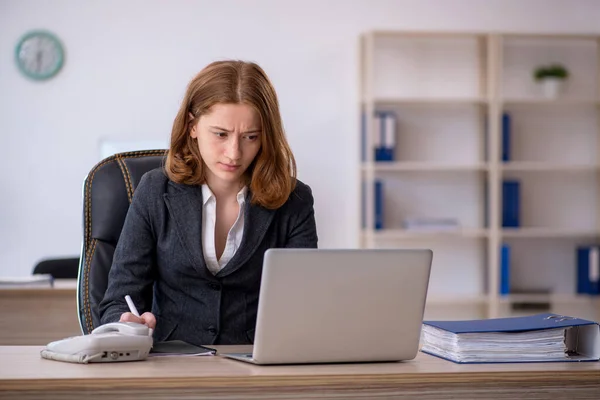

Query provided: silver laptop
[222,248,433,365]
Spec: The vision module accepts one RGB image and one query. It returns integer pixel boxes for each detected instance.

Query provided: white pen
[125,295,141,317]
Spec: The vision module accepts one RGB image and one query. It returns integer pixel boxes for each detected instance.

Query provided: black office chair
[33,257,80,279]
[78,149,167,334]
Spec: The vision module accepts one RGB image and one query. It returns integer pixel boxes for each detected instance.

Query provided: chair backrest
[33,257,79,279]
[78,150,167,334]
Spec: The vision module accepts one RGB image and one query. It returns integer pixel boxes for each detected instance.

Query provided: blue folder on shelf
[421,313,600,364]
[577,246,600,295]
[499,244,510,295]
[502,112,511,162]
[502,180,520,227]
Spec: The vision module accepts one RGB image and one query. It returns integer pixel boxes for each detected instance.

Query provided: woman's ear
[189,112,198,138]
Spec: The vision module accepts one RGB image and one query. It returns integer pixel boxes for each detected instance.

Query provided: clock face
[15,30,64,80]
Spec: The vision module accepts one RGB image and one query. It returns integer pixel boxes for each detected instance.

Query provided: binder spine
[500,244,510,295]
[502,112,511,162]
[589,247,599,285]
[502,180,520,227]
[384,112,396,161]
[374,111,395,162]
[374,113,384,161]
[374,180,384,230]
[577,246,600,295]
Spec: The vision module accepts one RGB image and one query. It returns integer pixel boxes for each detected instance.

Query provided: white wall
[1,0,600,277]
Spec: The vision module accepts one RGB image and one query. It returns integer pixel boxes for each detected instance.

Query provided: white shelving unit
[359,31,600,321]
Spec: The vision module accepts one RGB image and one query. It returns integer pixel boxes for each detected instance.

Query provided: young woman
[99,60,318,345]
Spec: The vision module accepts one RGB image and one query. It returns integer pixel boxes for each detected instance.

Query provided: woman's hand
[119,311,157,330]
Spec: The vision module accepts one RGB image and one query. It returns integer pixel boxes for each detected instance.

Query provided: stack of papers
[420,313,600,364]
[422,325,567,363]
[0,274,54,288]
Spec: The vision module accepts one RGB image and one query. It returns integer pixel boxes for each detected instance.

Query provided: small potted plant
[533,63,569,99]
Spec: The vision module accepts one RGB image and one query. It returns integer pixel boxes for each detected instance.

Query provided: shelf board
[501,228,600,238]
[362,162,489,172]
[366,97,487,106]
[361,162,597,172]
[502,98,600,106]
[369,31,599,41]
[501,162,599,172]
[501,33,600,40]
[427,295,488,306]
[499,293,600,304]
[365,228,599,239]
[364,228,489,239]
[370,30,490,39]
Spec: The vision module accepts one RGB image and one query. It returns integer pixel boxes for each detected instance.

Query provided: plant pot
[539,78,564,99]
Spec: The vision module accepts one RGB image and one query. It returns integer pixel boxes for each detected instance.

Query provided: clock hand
[36,51,42,73]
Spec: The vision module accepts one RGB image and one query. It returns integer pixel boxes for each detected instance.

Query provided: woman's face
[191,103,262,187]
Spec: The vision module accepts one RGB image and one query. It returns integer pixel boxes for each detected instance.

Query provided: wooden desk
[0,345,598,399]
[0,280,81,345]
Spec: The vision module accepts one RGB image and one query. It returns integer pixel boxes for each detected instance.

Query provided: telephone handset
[91,321,150,336]
[40,322,153,364]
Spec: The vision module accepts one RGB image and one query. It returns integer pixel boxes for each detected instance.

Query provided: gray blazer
[98,167,318,345]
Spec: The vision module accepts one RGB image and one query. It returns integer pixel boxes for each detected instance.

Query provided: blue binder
[360,180,384,230]
[576,246,600,295]
[499,244,510,295]
[421,313,600,364]
[502,180,520,227]
[502,112,511,162]
[374,111,395,162]
[360,111,395,162]
[374,180,384,230]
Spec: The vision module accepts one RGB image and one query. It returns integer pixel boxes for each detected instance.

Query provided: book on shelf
[402,217,460,231]
[374,180,384,230]
[0,274,54,288]
[502,180,520,227]
[361,111,396,162]
[502,112,511,162]
[374,111,396,162]
[420,313,600,364]
[483,112,510,163]
[500,244,510,295]
[576,246,600,295]
[361,180,385,230]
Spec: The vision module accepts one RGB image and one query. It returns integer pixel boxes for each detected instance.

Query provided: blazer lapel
[163,183,209,276]
[216,197,275,278]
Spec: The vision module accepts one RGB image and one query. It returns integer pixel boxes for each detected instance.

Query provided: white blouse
[201,185,247,275]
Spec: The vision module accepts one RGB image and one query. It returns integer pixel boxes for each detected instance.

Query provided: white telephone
[40,322,154,364]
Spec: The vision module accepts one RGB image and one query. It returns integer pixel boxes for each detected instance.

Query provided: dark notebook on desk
[421,313,600,364]
[150,341,216,357]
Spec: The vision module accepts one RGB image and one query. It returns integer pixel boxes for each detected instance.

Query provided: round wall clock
[15,30,64,80]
